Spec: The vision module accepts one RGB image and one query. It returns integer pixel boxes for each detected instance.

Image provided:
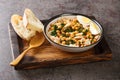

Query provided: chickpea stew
[48,17,101,47]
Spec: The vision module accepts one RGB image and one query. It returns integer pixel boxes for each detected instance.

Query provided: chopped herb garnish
[50,25,58,36]
[51,30,57,36]
[62,34,66,37]
[65,40,70,45]
[82,29,88,36]
[62,34,69,37]
[78,27,84,32]
[65,27,74,32]
[65,40,75,45]
[61,23,65,27]
[53,25,58,31]
[69,40,75,44]
[57,28,61,30]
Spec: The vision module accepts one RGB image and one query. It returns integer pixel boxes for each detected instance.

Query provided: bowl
[43,13,103,52]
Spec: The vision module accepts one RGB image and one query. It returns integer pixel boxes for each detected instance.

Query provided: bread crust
[23,8,44,32]
[11,14,36,41]
[11,9,44,41]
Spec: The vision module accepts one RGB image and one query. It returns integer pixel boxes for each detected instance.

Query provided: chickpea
[75,26,79,30]
[84,36,87,39]
[75,44,79,47]
[59,26,62,29]
[51,27,54,30]
[62,41,66,45]
[76,41,80,45]
[56,30,60,33]
[95,35,100,40]
[74,31,79,34]
[83,44,86,47]
[73,18,77,22]
[68,37,72,40]
[71,22,75,26]
[65,38,69,41]
[72,26,76,29]
[93,39,97,42]
[60,37,64,41]
[70,33,75,38]
[79,42,82,46]
[61,37,66,41]
[72,27,74,29]
[90,35,93,38]
[77,23,81,26]
[81,44,84,47]
[72,38,77,42]
[61,31,65,34]
[66,32,69,36]
[57,32,60,36]
[60,35,63,38]
[89,38,92,41]
[57,40,61,44]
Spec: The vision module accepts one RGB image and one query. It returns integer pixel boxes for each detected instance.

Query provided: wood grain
[9,22,112,70]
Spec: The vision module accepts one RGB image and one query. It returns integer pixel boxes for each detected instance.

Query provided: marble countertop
[0,0,120,80]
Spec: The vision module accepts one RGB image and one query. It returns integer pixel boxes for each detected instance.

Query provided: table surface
[0,0,120,80]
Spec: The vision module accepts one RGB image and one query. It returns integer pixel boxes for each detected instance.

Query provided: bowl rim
[43,13,103,49]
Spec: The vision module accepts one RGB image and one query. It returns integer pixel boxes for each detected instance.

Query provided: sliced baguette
[23,8,44,33]
[11,14,36,41]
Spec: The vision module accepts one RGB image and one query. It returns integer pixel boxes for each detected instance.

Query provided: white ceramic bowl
[43,13,103,52]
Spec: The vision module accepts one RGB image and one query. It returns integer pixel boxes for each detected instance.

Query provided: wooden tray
[8,21,112,70]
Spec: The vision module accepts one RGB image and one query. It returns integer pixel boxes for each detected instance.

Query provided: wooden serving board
[8,21,112,70]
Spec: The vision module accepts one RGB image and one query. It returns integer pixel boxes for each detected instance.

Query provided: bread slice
[11,14,36,41]
[23,8,44,33]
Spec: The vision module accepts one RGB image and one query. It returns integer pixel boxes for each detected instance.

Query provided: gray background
[0,0,120,80]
